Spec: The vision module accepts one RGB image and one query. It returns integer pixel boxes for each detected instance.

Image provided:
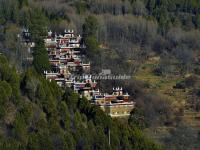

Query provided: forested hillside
[0,55,163,149]
[0,0,200,149]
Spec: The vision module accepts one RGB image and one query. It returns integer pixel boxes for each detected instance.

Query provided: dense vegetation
[0,55,163,149]
[0,0,199,149]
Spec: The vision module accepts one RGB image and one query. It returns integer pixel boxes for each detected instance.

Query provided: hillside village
[1,0,200,149]
[22,29,135,118]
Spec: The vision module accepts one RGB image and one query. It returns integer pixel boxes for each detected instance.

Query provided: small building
[92,87,135,117]
[100,101,135,117]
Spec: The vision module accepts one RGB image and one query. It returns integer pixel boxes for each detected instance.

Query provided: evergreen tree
[82,15,99,38]
[147,0,156,14]
[82,16,99,56]
[29,8,48,40]
[18,0,28,8]
[32,38,50,74]
[196,13,200,29]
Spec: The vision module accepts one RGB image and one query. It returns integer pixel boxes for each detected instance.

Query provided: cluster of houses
[22,29,135,117]
[44,30,91,87]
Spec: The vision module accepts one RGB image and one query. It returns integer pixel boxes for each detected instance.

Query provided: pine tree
[82,16,99,38]
[147,0,156,14]
[32,38,50,74]
[82,16,99,56]
[29,9,48,40]
[196,13,200,29]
